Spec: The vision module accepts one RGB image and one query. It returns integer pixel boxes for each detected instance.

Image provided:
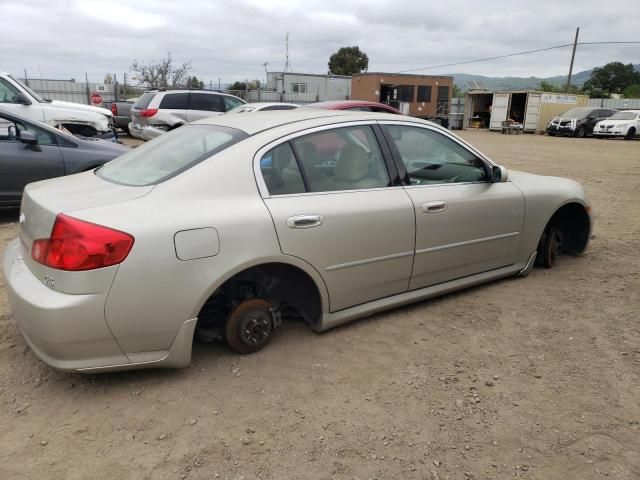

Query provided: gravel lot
[1,131,639,480]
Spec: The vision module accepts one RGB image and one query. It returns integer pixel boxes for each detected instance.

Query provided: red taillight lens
[31,214,134,271]
[140,108,158,118]
[111,103,118,115]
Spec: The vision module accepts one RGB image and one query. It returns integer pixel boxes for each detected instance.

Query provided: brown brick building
[351,73,454,118]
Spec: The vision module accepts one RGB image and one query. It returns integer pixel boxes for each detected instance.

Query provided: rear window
[96,125,247,186]
[133,92,155,110]
[159,92,189,110]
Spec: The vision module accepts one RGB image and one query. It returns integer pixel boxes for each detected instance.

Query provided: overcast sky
[1,0,638,85]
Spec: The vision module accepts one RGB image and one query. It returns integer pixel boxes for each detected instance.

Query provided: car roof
[309,100,394,109]
[148,89,242,99]
[192,107,432,135]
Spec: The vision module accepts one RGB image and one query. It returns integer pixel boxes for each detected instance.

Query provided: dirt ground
[1,131,639,480]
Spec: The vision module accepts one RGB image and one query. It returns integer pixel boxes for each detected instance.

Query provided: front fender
[509,172,591,258]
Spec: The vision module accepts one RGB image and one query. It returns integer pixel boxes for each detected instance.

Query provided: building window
[398,85,415,102]
[417,86,432,102]
[291,83,307,93]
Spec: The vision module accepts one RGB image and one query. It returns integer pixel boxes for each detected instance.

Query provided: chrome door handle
[422,201,447,213]
[286,214,324,229]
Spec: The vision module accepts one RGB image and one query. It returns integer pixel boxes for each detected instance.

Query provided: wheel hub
[239,310,272,346]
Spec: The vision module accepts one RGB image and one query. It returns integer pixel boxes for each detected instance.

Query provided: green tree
[583,62,640,96]
[538,80,582,94]
[228,80,261,91]
[328,46,369,76]
[452,84,465,98]
[623,84,640,98]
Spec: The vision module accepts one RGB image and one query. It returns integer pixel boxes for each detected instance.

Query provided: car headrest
[335,144,369,182]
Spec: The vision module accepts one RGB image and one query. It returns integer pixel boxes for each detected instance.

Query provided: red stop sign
[90,93,103,105]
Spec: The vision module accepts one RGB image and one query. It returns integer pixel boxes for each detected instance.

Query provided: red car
[307,100,402,115]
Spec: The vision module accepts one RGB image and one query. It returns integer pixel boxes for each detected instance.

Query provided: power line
[397,41,640,73]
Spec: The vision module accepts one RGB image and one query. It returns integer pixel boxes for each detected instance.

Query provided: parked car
[0,71,116,140]
[104,98,138,134]
[546,107,617,137]
[226,102,299,113]
[308,100,402,114]
[593,110,640,140]
[128,89,245,140]
[3,109,592,372]
[0,107,128,206]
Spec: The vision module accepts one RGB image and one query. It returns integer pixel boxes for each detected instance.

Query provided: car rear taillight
[140,108,158,118]
[31,214,134,271]
[111,103,118,115]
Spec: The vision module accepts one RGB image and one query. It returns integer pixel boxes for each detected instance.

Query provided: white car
[0,71,115,139]
[593,110,640,140]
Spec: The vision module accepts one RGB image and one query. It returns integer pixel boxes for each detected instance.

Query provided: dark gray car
[0,107,129,206]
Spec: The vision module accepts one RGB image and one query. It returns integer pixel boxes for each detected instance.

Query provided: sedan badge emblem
[19,213,26,224]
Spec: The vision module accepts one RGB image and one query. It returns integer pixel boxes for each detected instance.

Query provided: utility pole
[85,72,91,105]
[284,32,292,72]
[24,68,29,86]
[566,27,580,90]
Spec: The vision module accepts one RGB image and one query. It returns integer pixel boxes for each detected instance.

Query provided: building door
[489,93,510,130]
[524,92,542,132]
[437,86,449,115]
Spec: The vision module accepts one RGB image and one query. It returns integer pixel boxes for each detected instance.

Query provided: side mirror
[15,93,32,105]
[19,130,38,145]
[491,165,508,183]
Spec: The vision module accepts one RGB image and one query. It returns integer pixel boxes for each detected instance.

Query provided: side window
[223,96,244,111]
[0,78,21,103]
[260,143,305,195]
[292,125,389,192]
[159,93,189,110]
[0,116,17,141]
[385,125,487,185]
[188,93,223,112]
[0,115,55,145]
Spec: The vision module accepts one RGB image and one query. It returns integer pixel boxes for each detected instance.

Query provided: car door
[380,122,525,290]
[158,92,190,124]
[0,113,64,204]
[257,123,416,312]
[186,92,225,122]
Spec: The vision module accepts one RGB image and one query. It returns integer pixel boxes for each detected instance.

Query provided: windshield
[9,74,45,102]
[97,124,247,186]
[609,111,637,120]
[559,107,593,118]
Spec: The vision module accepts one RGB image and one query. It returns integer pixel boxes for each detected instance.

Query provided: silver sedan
[3,109,592,372]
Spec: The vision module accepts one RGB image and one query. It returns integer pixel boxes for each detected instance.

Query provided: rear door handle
[286,214,324,229]
[422,201,447,213]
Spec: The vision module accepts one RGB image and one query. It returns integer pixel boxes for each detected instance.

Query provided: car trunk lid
[20,171,153,251]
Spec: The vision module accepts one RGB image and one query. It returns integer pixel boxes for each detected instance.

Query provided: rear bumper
[2,239,130,371]
[3,238,196,372]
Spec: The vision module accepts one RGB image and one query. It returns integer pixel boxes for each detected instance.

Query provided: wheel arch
[191,255,329,328]
[539,200,592,254]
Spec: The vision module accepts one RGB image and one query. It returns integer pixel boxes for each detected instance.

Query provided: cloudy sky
[1,0,638,85]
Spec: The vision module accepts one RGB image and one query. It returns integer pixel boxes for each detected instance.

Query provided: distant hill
[451,63,640,91]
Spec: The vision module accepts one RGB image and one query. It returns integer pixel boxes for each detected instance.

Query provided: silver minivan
[129,89,245,140]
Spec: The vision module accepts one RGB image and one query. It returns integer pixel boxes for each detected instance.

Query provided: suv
[129,90,245,140]
[547,107,617,138]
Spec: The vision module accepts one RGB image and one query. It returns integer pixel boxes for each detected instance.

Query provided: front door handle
[286,214,324,229]
[422,201,447,213]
